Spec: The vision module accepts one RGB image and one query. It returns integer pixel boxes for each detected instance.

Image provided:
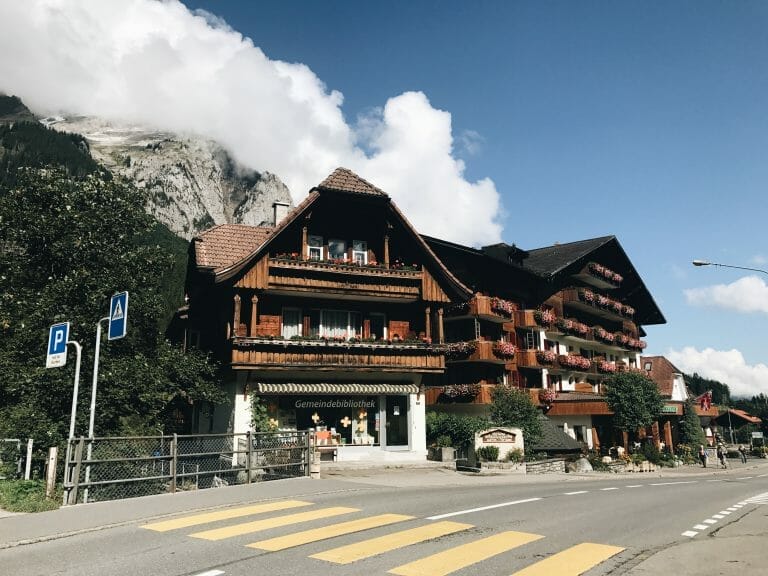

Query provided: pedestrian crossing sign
[108,291,128,340]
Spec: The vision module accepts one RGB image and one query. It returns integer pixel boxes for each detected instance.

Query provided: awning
[254,383,419,395]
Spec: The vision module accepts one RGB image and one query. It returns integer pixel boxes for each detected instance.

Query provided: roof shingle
[316,167,388,197]
[194,224,273,270]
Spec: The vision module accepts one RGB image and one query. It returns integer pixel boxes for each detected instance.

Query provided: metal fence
[63,431,311,505]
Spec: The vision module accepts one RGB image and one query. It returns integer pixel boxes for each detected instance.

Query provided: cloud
[667,347,768,398]
[684,276,768,315]
[0,0,503,246]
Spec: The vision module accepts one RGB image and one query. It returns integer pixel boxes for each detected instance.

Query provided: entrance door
[385,395,409,447]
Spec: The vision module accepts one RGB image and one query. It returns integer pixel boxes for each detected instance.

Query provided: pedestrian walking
[698,444,707,468]
[738,444,748,464]
[716,444,727,469]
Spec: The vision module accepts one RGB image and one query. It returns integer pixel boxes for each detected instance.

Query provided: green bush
[425,411,489,449]
[0,480,60,512]
[587,455,611,471]
[435,435,453,448]
[506,448,524,463]
[476,446,499,462]
[642,442,661,464]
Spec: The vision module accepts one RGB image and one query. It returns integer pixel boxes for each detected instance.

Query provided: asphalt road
[1,462,767,576]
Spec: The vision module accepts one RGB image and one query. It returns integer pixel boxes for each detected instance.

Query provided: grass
[0,480,61,513]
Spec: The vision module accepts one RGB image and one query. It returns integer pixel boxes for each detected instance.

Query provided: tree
[604,372,664,433]
[489,386,543,447]
[0,167,222,447]
[678,398,706,447]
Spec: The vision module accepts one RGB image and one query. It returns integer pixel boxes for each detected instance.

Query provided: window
[369,313,386,340]
[282,308,302,339]
[308,235,323,260]
[644,361,653,371]
[573,425,586,443]
[353,240,367,265]
[328,238,347,261]
[319,310,362,339]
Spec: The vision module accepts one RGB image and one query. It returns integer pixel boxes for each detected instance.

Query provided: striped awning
[254,383,419,395]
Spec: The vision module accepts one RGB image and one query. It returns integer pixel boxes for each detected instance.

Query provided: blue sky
[2,1,767,396]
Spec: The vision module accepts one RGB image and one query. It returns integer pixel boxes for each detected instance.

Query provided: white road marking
[757,473,768,478]
[600,487,619,491]
[564,491,588,495]
[712,514,725,519]
[703,519,717,525]
[426,498,541,520]
[706,479,723,483]
[733,505,744,508]
[719,510,731,515]
[693,524,708,530]
[626,485,643,488]
[650,481,698,486]
[737,477,753,480]
[192,571,225,576]
[727,507,739,511]
[682,530,698,538]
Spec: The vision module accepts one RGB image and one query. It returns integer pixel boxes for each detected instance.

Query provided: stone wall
[525,458,566,474]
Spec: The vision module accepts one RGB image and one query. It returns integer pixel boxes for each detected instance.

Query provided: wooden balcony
[445,295,515,322]
[446,340,507,365]
[230,337,445,372]
[561,289,632,324]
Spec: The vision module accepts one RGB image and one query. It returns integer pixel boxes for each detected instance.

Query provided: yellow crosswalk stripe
[388,530,545,576]
[189,507,359,541]
[248,514,414,551]
[141,500,313,532]
[509,542,625,576]
[310,520,473,564]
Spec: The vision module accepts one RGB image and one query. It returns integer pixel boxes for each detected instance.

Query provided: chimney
[273,201,290,226]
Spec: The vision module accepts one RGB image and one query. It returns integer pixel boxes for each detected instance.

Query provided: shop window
[328,238,347,261]
[278,396,380,446]
[308,235,323,260]
[352,240,368,264]
[282,307,302,339]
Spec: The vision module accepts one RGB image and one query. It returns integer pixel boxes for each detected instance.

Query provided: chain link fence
[63,431,311,504]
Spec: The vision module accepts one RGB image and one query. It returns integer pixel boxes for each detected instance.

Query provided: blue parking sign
[46,322,69,368]
[108,292,128,340]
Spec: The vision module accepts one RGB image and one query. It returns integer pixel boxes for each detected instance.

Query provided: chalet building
[183,168,471,461]
[639,356,690,448]
[424,236,666,452]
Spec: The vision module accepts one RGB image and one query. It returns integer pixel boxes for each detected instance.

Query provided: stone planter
[428,446,456,461]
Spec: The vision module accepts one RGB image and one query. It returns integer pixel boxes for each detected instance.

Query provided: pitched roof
[523,236,616,276]
[529,415,584,452]
[716,408,761,425]
[316,167,388,197]
[193,224,273,270]
[640,355,682,397]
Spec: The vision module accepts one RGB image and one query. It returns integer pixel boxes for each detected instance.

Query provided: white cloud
[0,0,503,246]
[667,347,768,398]
[751,255,767,266]
[684,276,768,315]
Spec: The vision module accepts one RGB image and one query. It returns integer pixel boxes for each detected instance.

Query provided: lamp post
[692,260,768,276]
[692,259,767,446]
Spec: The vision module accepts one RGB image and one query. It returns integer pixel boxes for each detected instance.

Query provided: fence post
[67,437,85,505]
[24,438,33,480]
[170,433,177,493]
[246,431,252,484]
[46,446,58,498]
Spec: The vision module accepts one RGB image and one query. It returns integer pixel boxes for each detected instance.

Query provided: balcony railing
[231,336,444,372]
[270,256,422,278]
[445,295,516,321]
[444,340,509,364]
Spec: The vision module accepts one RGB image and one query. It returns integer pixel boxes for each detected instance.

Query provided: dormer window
[353,240,367,265]
[329,238,346,261]
[308,235,323,260]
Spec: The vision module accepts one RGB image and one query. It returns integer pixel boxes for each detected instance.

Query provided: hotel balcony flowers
[559,354,592,371]
[492,341,517,359]
[441,383,481,402]
[534,309,556,327]
[539,388,558,405]
[557,317,591,338]
[589,262,623,285]
[536,349,557,365]
[445,340,478,360]
[490,296,516,318]
[595,359,618,373]
[593,326,616,344]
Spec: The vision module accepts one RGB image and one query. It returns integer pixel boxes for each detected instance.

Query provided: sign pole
[63,339,82,505]
[83,317,108,503]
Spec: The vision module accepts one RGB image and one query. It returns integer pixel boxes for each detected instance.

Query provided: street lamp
[692,259,768,276]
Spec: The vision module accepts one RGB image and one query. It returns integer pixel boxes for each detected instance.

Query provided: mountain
[45,116,294,239]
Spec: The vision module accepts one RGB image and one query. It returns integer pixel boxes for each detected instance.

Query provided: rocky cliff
[47,116,293,239]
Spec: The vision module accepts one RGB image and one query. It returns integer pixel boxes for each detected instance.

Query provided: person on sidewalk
[738,444,748,464]
[716,444,727,469]
[698,444,707,468]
